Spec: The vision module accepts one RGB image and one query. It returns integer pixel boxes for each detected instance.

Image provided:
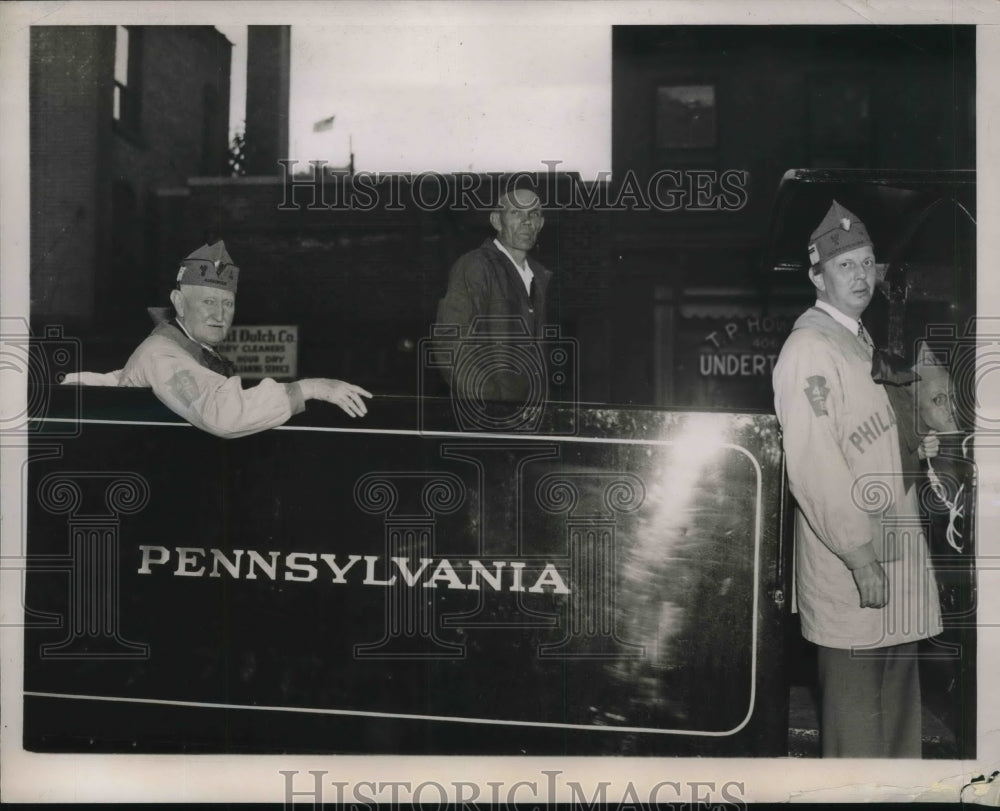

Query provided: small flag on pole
[313,115,335,133]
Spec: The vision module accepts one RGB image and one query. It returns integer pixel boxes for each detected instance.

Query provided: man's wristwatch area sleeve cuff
[841,541,877,570]
[286,381,306,414]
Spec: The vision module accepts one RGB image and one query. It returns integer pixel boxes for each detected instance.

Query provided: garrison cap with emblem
[176,240,239,292]
[807,200,874,268]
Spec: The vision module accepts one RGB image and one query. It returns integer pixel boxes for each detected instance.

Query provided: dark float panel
[24,388,789,755]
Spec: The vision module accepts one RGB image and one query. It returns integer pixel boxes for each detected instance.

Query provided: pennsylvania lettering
[137,546,571,594]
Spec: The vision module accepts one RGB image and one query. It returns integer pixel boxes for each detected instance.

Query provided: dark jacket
[435,239,554,401]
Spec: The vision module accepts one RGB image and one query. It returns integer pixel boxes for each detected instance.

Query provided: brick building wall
[30,27,113,329]
[113,26,232,185]
[109,26,231,334]
[30,26,231,346]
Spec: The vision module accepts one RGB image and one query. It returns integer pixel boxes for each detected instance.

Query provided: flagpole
[312,115,337,171]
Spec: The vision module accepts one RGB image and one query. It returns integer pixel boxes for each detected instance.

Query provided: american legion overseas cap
[807,200,874,267]
[176,240,239,292]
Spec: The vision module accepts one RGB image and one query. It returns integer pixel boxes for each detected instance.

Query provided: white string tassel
[924,432,974,553]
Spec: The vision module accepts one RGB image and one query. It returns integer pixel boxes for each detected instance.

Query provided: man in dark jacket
[434,187,553,403]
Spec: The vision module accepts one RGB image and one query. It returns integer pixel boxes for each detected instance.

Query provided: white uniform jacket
[773,306,941,649]
[66,323,305,439]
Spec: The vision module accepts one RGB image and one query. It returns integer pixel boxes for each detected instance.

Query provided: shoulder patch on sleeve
[168,369,200,407]
[804,375,831,416]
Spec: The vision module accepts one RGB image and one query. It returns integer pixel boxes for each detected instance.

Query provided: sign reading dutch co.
[216,325,298,380]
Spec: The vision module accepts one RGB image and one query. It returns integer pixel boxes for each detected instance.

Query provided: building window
[655,84,716,149]
[807,77,870,167]
[113,25,141,134]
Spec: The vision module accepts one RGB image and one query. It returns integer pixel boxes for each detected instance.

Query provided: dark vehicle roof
[762,169,976,274]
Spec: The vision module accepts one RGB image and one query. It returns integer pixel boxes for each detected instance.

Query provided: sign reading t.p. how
[216,325,298,380]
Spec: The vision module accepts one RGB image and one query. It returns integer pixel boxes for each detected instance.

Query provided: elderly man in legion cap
[772,201,942,757]
[64,240,371,437]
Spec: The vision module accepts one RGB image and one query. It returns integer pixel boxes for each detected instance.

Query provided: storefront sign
[216,325,298,379]
[698,315,792,377]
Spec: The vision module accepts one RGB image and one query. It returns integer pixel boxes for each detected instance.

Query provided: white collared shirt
[814,299,872,355]
[176,317,223,356]
[493,238,534,295]
[814,299,861,336]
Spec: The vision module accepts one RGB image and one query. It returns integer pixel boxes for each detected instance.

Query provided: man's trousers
[816,641,921,758]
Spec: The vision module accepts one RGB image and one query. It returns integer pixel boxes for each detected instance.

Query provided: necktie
[857,321,874,354]
[201,346,237,377]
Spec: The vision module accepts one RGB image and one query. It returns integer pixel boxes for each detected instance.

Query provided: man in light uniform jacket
[64,240,371,438]
[773,201,942,757]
